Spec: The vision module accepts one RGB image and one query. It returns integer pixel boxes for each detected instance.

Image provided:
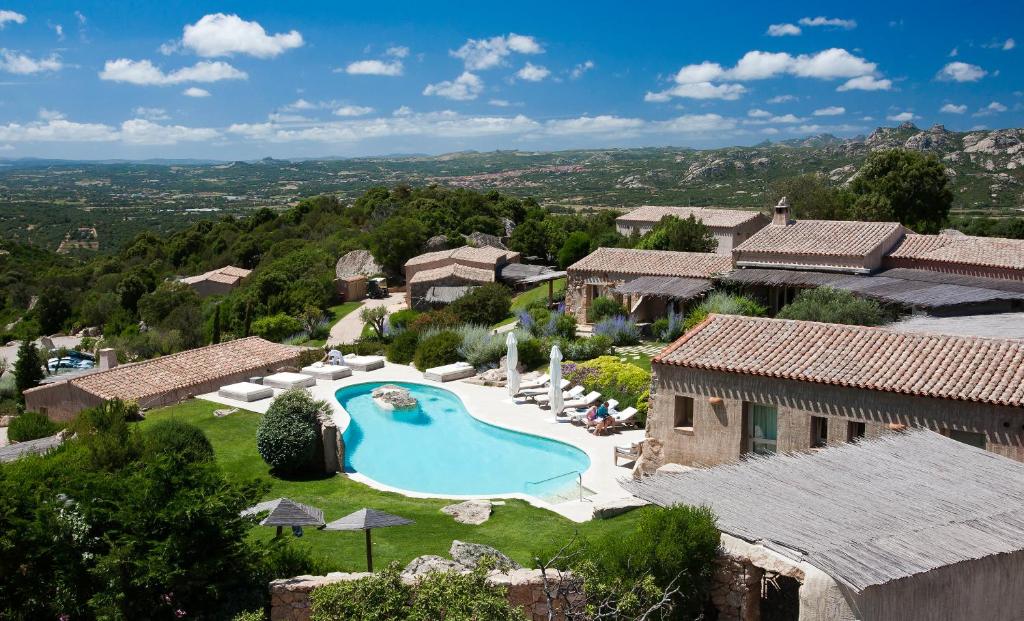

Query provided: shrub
[563,355,650,421]
[232,612,265,621]
[413,330,463,371]
[593,315,641,346]
[408,308,461,334]
[256,388,325,474]
[7,410,61,442]
[587,296,626,323]
[13,339,44,403]
[683,292,766,332]
[777,287,887,326]
[386,330,420,364]
[360,306,388,339]
[251,313,304,342]
[456,326,533,367]
[450,283,513,326]
[387,309,421,332]
[142,419,215,464]
[517,337,546,370]
[561,334,612,361]
[652,309,684,342]
[338,338,387,356]
[635,214,716,253]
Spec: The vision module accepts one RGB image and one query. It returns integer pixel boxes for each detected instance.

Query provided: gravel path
[327,292,406,346]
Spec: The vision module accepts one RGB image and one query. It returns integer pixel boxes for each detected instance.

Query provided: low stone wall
[711,552,763,621]
[269,569,567,621]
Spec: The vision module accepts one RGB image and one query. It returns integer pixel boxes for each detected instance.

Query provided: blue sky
[0,0,1018,159]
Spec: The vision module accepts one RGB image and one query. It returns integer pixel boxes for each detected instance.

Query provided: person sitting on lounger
[583,404,598,424]
[593,402,612,435]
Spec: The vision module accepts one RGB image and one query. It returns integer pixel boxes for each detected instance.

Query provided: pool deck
[198,361,646,522]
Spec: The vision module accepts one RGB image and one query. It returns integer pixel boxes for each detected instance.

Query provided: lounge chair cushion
[424,362,476,382]
[217,382,273,402]
[263,372,316,390]
[343,354,385,371]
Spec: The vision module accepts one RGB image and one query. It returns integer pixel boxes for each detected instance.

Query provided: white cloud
[767,94,797,104]
[489,99,512,107]
[334,105,374,117]
[1004,38,1016,51]
[516,62,550,82]
[0,10,26,28]
[119,118,219,144]
[940,103,967,114]
[837,75,892,91]
[655,113,738,134]
[974,101,1007,116]
[284,98,315,111]
[748,108,772,118]
[423,71,484,101]
[0,115,218,144]
[100,59,247,86]
[543,115,645,136]
[0,50,63,74]
[570,60,594,79]
[132,106,170,120]
[767,23,801,37]
[344,59,403,76]
[646,82,747,101]
[729,51,793,80]
[180,13,303,58]
[744,111,804,125]
[451,33,542,70]
[183,87,211,97]
[798,16,857,29]
[886,111,917,122]
[788,48,875,78]
[813,106,845,116]
[38,108,65,121]
[673,61,725,83]
[949,47,958,57]
[51,23,64,40]
[936,61,987,82]
[385,46,409,58]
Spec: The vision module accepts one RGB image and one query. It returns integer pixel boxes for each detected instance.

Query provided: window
[747,403,777,455]
[673,396,694,430]
[811,416,828,448]
[949,429,986,449]
[848,421,866,441]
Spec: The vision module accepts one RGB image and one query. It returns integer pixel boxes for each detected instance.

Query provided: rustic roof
[734,220,904,258]
[656,314,1024,407]
[405,245,516,268]
[180,265,252,285]
[40,337,305,403]
[408,263,495,285]
[324,508,414,531]
[623,429,1024,592]
[241,498,325,527]
[617,206,766,229]
[499,263,565,286]
[613,276,714,301]
[567,247,732,279]
[0,433,65,463]
[423,285,476,304]
[887,233,1024,271]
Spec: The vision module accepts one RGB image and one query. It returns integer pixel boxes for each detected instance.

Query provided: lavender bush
[593,315,641,346]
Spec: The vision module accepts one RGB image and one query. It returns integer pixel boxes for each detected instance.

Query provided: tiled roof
[180,265,252,285]
[734,220,904,258]
[62,337,304,402]
[656,314,1024,407]
[408,263,495,284]
[404,245,515,268]
[887,233,1024,271]
[567,247,732,278]
[617,205,766,229]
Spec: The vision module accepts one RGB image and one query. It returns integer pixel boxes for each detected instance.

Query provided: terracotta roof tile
[408,263,495,284]
[67,337,305,402]
[656,314,1024,407]
[617,206,766,229]
[180,265,252,286]
[567,247,732,278]
[404,245,516,268]
[887,233,1024,271]
[734,220,904,258]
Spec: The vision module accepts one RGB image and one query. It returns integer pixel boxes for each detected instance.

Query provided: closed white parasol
[548,344,564,415]
[505,331,520,397]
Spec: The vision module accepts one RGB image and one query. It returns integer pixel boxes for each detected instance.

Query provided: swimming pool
[337,381,591,499]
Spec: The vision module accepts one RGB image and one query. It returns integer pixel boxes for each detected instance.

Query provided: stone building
[179,265,252,297]
[626,429,1024,621]
[403,245,521,309]
[23,337,307,421]
[564,247,732,323]
[643,314,1024,468]
[615,206,768,255]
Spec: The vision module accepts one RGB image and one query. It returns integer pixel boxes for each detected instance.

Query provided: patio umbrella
[548,344,564,416]
[505,331,520,397]
[324,508,414,572]
[241,497,325,538]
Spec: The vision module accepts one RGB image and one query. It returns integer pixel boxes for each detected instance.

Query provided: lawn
[494,277,567,328]
[138,398,646,572]
[302,301,362,347]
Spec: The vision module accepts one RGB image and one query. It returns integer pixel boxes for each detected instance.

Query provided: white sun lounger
[516,373,550,391]
[609,407,639,428]
[562,390,602,410]
[424,361,476,382]
[263,372,316,390]
[301,362,353,380]
[518,379,569,397]
[218,381,273,402]
[343,354,385,372]
[568,400,619,424]
[533,385,584,404]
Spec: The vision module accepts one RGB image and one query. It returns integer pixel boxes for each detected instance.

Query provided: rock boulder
[441,500,493,525]
[402,555,466,578]
[372,384,418,409]
[450,540,522,571]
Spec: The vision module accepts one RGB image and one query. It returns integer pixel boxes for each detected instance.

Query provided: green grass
[493,278,567,328]
[301,301,362,347]
[138,399,646,572]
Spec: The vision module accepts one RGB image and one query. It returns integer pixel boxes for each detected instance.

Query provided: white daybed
[424,361,476,382]
[343,354,385,372]
[301,362,353,380]
[217,382,273,402]
[263,372,316,390]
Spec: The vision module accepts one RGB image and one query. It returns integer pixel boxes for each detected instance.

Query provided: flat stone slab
[218,381,273,402]
[592,496,648,520]
[263,372,316,390]
[441,500,492,525]
[301,364,353,380]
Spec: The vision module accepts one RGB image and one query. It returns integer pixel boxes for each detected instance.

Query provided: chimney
[98,348,118,371]
[773,197,791,226]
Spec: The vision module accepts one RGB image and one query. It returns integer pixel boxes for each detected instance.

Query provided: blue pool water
[338,382,590,498]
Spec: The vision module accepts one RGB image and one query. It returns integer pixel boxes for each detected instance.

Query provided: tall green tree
[14,339,44,402]
[769,173,854,220]
[369,216,429,280]
[35,287,71,335]
[557,231,592,269]
[848,149,953,233]
[636,215,716,253]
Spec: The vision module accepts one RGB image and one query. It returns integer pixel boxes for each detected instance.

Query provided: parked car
[367,277,389,299]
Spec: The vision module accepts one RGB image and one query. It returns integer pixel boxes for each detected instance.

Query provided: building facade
[615,206,768,255]
[403,245,520,308]
[179,265,252,297]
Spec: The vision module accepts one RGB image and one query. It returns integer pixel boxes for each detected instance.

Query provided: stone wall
[711,551,763,621]
[269,569,568,621]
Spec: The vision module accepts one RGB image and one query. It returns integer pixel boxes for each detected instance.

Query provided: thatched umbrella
[324,508,414,571]
[241,498,325,538]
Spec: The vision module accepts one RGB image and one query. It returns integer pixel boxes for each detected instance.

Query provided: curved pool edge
[330,380,593,507]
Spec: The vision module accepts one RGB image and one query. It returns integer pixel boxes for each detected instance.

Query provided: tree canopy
[635,214,716,253]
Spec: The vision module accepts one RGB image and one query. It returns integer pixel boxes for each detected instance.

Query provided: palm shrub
[683,292,766,331]
[256,388,325,474]
[593,316,641,346]
[7,411,61,442]
[413,330,463,371]
[587,296,626,323]
[776,287,887,326]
